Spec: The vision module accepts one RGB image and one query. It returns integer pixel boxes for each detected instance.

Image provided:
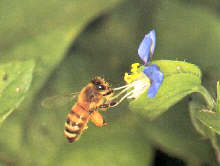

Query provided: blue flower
[138,29,163,98]
[138,29,156,64]
[112,30,163,105]
[144,64,163,98]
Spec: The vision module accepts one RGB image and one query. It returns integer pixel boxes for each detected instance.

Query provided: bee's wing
[41,92,79,110]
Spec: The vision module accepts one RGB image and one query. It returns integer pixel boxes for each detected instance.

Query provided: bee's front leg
[98,101,117,111]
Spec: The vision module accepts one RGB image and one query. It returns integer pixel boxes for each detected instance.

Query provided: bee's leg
[99,88,135,111]
[98,101,117,111]
[98,104,109,111]
[108,89,135,108]
[90,111,107,127]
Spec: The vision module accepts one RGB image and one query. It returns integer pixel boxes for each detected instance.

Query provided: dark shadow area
[154,150,185,166]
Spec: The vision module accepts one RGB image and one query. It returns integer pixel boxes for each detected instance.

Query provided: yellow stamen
[131,63,140,68]
[131,67,137,73]
[124,72,133,84]
[131,63,140,73]
[124,63,141,84]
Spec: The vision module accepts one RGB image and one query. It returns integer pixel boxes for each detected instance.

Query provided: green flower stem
[196,85,215,110]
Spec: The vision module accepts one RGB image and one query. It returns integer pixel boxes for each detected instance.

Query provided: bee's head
[91,77,113,96]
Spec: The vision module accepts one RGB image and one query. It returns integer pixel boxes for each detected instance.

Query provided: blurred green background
[1,0,220,165]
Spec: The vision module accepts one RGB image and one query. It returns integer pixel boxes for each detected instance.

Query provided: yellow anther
[124,72,129,78]
[131,63,140,68]
[124,72,129,82]
[124,63,141,84]
[131,67,138,73]
[130,63,140,73]
[124,73,133,84]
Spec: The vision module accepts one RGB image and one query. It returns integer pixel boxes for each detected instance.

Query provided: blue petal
[138,29,156,64]
[143,64,163,98]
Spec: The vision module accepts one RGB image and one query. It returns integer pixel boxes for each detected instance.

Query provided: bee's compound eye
[92,80,100,85]
[97,85,105,90]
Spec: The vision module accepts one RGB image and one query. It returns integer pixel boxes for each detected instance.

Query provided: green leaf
[0,60,35,125]
[193,107,220,136]
[189,100,220,163]
[189,100,213,137]
[129,60,202,119]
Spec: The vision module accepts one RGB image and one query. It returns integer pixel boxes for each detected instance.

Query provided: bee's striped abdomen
[64,103,89,143]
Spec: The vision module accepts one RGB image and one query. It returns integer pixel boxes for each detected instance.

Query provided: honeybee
[41,76,132,143]
[63,77,116,143]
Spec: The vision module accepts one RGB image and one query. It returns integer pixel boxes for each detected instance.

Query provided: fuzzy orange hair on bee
[64,77,116,143]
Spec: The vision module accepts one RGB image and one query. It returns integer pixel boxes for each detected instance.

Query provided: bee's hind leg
[90,111,107,127]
